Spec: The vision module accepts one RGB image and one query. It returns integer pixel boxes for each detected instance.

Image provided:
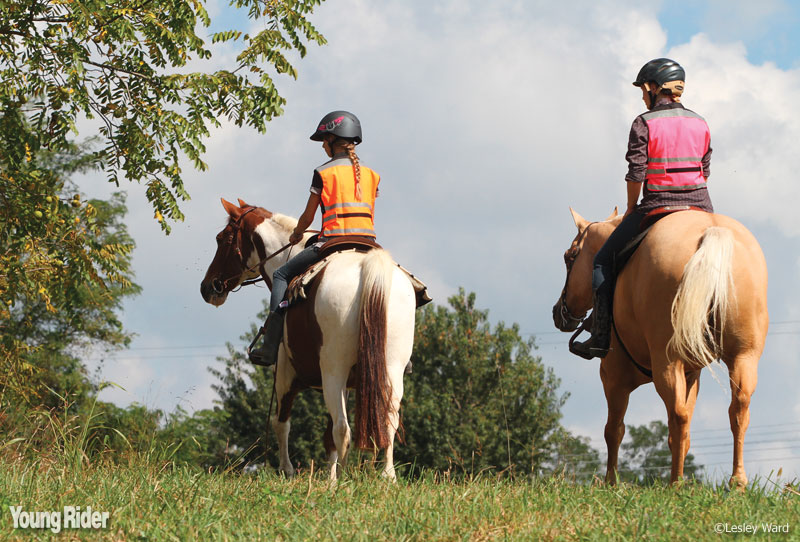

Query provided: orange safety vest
[317,157,379,238]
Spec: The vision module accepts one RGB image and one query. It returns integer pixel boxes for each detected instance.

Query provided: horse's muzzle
[553,299,580,332]
[200,279,228,306]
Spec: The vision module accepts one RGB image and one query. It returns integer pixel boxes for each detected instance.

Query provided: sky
[78,0,800,484]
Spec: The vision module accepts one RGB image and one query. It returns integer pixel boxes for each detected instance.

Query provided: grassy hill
[1,456,797,541]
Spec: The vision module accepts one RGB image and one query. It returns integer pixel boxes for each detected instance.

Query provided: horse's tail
[354,248,394,450]
[668,226,735,369]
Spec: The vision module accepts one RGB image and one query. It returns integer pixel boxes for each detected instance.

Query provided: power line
[88,352,231,361]
[104,319,800,353]
[556,454,800,478]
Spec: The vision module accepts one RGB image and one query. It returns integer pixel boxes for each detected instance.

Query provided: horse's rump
[615,211,766,369]
[668,226,735,368]
[284,249,408,450]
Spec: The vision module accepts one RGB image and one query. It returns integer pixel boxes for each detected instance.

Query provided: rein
[235,229,322,290]
[214,207,321,293]
[557,222,596,329]
[234,242,294,291]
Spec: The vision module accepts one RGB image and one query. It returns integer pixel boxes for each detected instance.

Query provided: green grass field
[1,456,798,541]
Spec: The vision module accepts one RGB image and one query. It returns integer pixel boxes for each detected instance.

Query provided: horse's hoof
[729,474,747,490]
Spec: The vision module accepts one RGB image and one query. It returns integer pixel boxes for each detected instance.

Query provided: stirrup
[247,326,275,366]
[568,316,608,360]
[569,337,609,360]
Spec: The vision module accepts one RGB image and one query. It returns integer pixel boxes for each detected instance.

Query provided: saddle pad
[286,249,432,308]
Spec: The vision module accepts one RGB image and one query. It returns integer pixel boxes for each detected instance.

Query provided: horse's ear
[237,198,250,208]
[221,198,241,218]
[569,207,589,231]
[605,207,619,221]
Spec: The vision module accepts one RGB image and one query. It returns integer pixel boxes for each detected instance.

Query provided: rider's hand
[289,231,304,245]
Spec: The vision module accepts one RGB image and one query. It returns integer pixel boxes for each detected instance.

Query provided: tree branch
[82,58,155,82]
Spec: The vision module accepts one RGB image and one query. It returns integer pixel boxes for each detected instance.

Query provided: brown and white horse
[201,199,416,481]
[552,208,768,486]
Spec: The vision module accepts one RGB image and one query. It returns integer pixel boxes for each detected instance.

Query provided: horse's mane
[270,213,298,233]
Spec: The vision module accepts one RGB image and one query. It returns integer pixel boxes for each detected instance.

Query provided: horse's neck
[252,217,295,277]
[586,226,612,258]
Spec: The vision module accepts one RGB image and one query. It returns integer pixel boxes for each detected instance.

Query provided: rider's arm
[625,116,648,184]
[290,192,321,244]
[625,181,642,216]
[702,140,712,180]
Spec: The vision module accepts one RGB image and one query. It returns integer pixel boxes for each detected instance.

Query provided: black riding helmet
[633,58,685,88]
[309,110,362,144]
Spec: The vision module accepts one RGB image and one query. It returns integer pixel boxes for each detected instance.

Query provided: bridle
[211,207,294,295]
[556,222,596,330]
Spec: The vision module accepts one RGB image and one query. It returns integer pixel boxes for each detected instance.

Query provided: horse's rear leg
[323,416,338,470]
[600,354,641,484]
[321,372,351,482]
[653,358,699,484]
[679,370,701,479]
[381,369,405,481]
[726,353,759,488]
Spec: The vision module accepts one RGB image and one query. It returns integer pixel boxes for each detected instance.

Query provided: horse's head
[200,198,272,306]
[552,207,621,331]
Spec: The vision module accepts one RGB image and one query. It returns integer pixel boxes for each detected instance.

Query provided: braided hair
[343,140,362,201]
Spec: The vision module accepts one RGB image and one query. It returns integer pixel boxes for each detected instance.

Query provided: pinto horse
[200,198,416,481]
[552,208,768,486]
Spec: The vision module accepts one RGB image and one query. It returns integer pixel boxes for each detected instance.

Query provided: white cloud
[669,34,800,235]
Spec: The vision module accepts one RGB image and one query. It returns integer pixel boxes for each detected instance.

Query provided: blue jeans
[591,211,645,293]
[269,245,322,312]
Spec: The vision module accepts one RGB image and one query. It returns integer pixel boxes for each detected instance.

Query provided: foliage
[1,0,326,401]
[0,0,326,229]
[0,135,140,403]
[546,428,602,482]
[157,406,232,469]
[619,420,703,484]
[396,289,572,477]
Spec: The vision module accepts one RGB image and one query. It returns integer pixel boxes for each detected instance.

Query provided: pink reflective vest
[643,108,710,191]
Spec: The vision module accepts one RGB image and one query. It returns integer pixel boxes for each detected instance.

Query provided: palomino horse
[552,208,768,486]
[200,198,416,481]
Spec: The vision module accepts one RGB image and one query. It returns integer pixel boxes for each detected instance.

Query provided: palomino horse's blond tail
[354,249,395,450]
[668,227,735,369]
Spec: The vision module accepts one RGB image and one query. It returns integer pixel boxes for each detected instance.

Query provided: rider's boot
[570,283,613,360]
[248,308,286,366]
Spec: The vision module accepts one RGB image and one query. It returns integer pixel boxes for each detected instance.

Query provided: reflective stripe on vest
[643,108,710,192]
[317,158,379,238]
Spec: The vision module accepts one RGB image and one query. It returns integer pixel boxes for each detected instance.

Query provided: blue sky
[79,0,800,484]
[660,1,800,69]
